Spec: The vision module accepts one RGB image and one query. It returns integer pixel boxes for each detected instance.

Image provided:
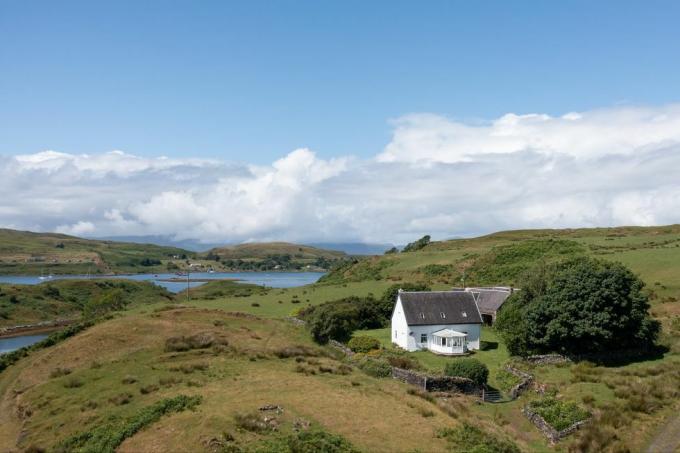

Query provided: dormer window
[440,312,446,319]
[420,313,425,319]
[462,311,467,317]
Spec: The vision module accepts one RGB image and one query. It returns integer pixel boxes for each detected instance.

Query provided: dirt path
[646,412,680,453]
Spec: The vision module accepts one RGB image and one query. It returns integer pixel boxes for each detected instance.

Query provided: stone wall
[391,367,427,388]
[505,365,534,399]
[426,375,480,394]
[522,405,589,443]
[526,354,571,365]
[328,339,354,356]
[391,367,481,394]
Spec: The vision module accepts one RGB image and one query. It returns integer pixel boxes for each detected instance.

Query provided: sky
[2,1,680,245]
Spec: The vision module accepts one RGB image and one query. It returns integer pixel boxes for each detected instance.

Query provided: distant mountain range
[96,235,391,255]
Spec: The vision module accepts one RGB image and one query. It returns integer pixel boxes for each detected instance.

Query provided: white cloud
[378,104,680,163]
[56,221,96,235]
[2,104,680,244]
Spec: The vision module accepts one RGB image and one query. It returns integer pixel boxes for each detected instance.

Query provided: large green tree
[496,258,660,356]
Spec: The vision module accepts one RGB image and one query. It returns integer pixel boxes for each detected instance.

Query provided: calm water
[0,272,324,355]
[0,271,324,292]
[0,334,49,355]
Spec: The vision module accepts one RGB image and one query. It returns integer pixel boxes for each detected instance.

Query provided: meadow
[1,224,679,451]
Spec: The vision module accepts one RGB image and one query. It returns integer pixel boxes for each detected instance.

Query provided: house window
[420,334,427,344]
[441,337,447,347]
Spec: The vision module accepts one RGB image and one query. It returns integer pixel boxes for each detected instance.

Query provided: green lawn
[187,280,393,319]
[354,326,511,389]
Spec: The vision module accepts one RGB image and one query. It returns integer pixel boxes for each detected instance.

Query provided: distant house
[461,287,514,325]
[391,290,483,355]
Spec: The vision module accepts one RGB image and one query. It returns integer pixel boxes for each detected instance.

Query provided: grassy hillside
[0,279,174,327]
[203,242,349,271]
[321,225,680,296]
[2,224,680,451]
[0,307,526,452]
[0,228,193,275]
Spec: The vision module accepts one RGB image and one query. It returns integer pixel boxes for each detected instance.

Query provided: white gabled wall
[391,296,412,350]
[391,294,482,352]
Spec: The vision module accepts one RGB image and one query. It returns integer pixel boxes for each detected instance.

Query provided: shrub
[164,333,215,352]
[444,359,489,385]
[302,297,382,343]
[55,395,201,453]
[347,336,380,353]
[63,376,84,388]
[498,257,660,356]
[437,423,520,453]
[49,367,72,378]
[274,345,321,358]
[139,384,159,395]
[109,393,133,405]
[385,354,420,370]
[122,375,138,384]
[402,235,431,253]
[259,429,360,452]
[356,357,391,378]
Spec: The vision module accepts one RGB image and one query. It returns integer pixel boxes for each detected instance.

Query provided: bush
[356,357,391,378]
[63,376,84,388]
[437,423,520,453]
[385,354,420,370]
[55,395,201,453]
[164,333,215,352]
[49,367,72,378]
[302,296,382,343]
[347,336,381,353]
[402,235,431,253]
[444,359,489,385]
[497,257,660,356]
[257,429,360,453]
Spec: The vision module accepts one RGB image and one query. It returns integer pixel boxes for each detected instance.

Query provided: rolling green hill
[321,224,680,301]
[0,229,193,275]
[202,242,349,271]
[2,225,680,452]
[0,279,174,328]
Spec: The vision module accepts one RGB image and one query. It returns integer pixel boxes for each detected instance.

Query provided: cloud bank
[2,104,680,244]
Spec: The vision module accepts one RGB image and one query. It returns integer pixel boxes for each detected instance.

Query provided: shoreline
[0,270,328,278]
[0,319,74,339]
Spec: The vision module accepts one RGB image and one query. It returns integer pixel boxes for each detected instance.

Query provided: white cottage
[391,290,483,355]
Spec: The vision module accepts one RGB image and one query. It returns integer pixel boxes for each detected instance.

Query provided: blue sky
[2,1,680,243]
[2,0,680,163]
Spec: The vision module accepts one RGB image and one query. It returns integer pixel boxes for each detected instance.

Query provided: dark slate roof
[399,291,482,325]
[468,288,512,313]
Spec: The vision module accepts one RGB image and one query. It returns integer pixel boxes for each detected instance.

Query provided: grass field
[0,307,509,453]
[1,224,680,451]
[0,228,193,275]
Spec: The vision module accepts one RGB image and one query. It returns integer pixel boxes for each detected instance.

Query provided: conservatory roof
[431,329,467,338]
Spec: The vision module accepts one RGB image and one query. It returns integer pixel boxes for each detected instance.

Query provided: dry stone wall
[522,405,589,443]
